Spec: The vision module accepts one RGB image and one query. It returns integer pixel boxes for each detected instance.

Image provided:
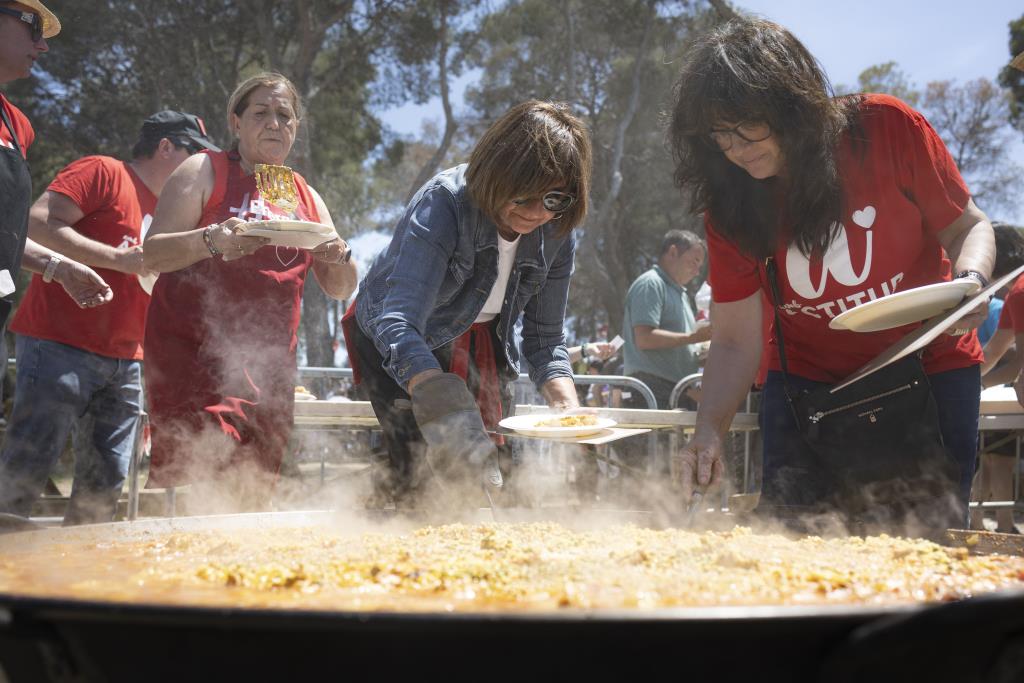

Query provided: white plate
[241,229,336,249]
[239,219,335,235]
[294,392,317,401]
[498,414,617,438]
[236,220,337,250]
[828,280,978,333]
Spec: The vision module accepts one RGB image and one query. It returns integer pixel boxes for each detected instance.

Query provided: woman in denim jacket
[344,100,592,508]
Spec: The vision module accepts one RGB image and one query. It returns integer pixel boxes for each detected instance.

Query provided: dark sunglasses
[0,7,43,43]
[512,190,575,213]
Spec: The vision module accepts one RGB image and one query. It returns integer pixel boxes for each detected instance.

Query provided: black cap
[139,110,220,153]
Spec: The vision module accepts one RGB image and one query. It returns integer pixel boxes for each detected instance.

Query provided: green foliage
[998,14,1024,129]
[851,61,920,106]
[465,0,703,339]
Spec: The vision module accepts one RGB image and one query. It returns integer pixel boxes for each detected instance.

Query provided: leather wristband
[202,224,221,256]
[955,269,989,289]
[42,255,62,283]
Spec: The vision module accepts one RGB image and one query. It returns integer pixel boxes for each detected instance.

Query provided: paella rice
[1,523,1022,612]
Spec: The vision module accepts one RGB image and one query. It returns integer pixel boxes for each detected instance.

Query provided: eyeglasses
[707,122,772,151]
[512,191,575,213]
[0,7,43,43]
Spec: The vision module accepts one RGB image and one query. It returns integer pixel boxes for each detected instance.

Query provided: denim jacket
[355,164,575,390]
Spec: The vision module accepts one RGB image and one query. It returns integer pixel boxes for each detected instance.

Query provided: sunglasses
[707,122,772,151]
[511,190,575,213]
[0,7,42,43]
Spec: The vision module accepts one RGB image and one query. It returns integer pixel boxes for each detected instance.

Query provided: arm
[633,324,712,350]
[985,346,1021,388]
[540,376,579,411]
[28,190,150,276]
[143,155,265,272]
[675,292,763,498]
[566,341,616,363]
[21,238,113,308]
[374,188,461,391]
[306,186,357,301]
[520,233,575,388]
[936,199,995,331]
[981,328,1014,376]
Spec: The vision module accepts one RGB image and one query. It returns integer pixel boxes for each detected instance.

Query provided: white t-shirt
[475,233,521,323]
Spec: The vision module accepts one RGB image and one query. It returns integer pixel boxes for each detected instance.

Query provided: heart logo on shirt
[851,206,876,229]
[275,246,298,267]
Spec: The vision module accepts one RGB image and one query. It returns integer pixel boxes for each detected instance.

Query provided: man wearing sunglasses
[0,110,218,525]
[0,3,111,400]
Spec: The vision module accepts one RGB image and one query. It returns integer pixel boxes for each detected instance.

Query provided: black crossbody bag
[763,258,958,514]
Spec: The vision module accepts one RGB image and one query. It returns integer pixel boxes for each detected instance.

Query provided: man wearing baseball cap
[0,110,218,525]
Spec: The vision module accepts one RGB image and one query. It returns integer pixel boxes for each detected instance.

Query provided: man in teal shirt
[622,229,711,409]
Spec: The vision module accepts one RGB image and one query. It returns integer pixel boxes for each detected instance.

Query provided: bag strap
[763,256,799,405]
[0,102,24,158]
[764,255,925,401]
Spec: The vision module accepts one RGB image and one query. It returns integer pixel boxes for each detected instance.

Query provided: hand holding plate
[309,237,352,264]
[213,218,269,262]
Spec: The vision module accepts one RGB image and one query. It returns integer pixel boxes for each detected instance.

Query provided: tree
[998,13,1024,130]
[846,61,920,106]
[373,0,486,202]
[922,78,1022,218]
[839,61,1022,220]
[9,1,428,386]
[464,0,704,340]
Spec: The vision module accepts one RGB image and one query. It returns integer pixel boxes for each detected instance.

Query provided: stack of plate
[235,219,338,249]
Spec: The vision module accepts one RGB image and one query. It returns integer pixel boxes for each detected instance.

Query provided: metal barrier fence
[669,373,758,495]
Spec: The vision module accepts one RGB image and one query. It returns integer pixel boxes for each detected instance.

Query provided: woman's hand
[945,298,989,337]
[309,238,352,265]
[54,259,113,309]
[210,218,269,262]
[672,430,724,502]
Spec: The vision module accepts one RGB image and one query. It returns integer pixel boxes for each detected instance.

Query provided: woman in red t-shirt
[666,18,995,531]
[142,73,357,507]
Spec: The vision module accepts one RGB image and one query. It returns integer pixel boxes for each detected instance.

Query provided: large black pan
[0,511,1022,683]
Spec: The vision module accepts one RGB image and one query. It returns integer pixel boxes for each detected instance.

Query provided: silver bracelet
[202,224,221,256]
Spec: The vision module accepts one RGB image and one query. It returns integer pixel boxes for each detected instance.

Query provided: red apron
[144,151,320,488]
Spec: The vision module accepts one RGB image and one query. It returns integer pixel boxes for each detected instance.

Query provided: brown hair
[466,100,592,236]
[668,18,860,259]
[226,72,304,135]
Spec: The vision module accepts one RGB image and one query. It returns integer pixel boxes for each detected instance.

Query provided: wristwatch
[42,255,62,283]
[955,269,989,290]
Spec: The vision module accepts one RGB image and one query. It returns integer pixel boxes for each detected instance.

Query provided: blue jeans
[0,335,142,524]
[760,364,979,528]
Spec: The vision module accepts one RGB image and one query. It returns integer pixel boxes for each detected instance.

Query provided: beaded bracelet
[202,224,221,256]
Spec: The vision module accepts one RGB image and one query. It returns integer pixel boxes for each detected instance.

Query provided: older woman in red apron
[142,73,356,508]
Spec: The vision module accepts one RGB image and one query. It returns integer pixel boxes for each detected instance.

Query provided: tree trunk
[405,0,459,203]
[577,0,656,332]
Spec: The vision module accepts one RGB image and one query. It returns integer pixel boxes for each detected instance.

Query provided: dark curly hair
[668,17,861,259]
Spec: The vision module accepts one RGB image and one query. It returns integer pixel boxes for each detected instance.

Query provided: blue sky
[379,0,1024,223]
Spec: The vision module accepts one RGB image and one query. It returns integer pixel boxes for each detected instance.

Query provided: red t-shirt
[10,156,156,360]
[708,93,980,383]
[997,275,1024,333]
[0,95,33,158]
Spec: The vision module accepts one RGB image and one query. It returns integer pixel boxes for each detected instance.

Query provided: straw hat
[12,0,60,38]
[1012,51,1024,72]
